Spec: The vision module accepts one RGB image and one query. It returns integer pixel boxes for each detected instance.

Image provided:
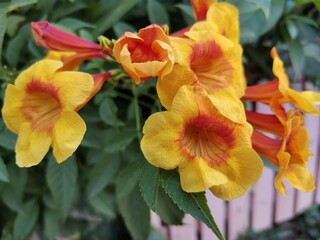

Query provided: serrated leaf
[13,198,39,240]
[0,12,7,66]
[117,186,150,240]
[0,156,9,182]
[44,209,60,240]
[86,152,121,197]
[46,156,78,219]
[116,161,140,199]
[139,161,160,211]
[156,186,184,225]
[99,98,125,127]
[160,170,224,240]
[93,0,140,37]
[147,0,170,25]
[89,191,116,219]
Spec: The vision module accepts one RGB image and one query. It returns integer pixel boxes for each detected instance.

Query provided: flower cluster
[2,0,320,201]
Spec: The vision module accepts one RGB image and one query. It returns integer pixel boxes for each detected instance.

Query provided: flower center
[190,41,233,90]
[179,115,235,166]
[22,80,61,132]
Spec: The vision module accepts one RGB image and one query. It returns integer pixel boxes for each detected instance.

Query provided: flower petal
[209,147,263,200]
[52,110,86,163]
[15,122,52,167]
[141,111,185,169]
[50,71,94,109]
[2,84,25,133]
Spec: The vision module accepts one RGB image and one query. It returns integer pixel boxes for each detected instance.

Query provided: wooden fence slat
[170,214,198,240]
[201,191,226,240]
[274,184,296,223]
[227,193,250,240]
[151,211,168,239]
[251,167,275,231]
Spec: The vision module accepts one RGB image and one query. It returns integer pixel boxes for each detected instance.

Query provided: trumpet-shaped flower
[251,111,315,195]
[2,60,94,167]
[113,24,174,84]
[157,30,245,110]
[141,86,263,200]
[243,48,320,120]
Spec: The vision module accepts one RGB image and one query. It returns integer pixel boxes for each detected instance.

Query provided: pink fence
[151,82,320,240]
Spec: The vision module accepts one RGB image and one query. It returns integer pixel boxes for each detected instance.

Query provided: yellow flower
[113,24,175,84]
[190,0,217,21]
[251,111,315,195]
[157,31,245,110]
[243,47,320,120]
[141,86,262,200]
[2,60,94,167]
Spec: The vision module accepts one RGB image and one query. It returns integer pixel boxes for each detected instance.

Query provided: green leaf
[99,98,125,127]
[13,198,39,240]
[0,128,17,150]
[0,156,9,182]
[113,21,136,38]
[117,186,150,240]
[46,156,78,219]
[116,161,140,199]
[139,161,160,211]
[6,14,25,37]
[289,15,319,29]
[0,12,7,66]
[86,152,121,197]
[93,0,140,37]
[51,2,87,21]
[89,191,117,219]
[104,128,137,153]
[147,0,170,25]
[4,0,38,13]
[58,18,95,31]
[286,19,299,39]
[287,38,305,78]
[156,186,184,225]
[160,170,224,240]
[44,209,60,240]
[257,0,271,19]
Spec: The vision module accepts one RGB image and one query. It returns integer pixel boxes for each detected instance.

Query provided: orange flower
[190,0,217,21]
[157,30,245,110]
[2,60,94,167]
[243,47,320,120]
[250,110,315,195]
[113,24,174,84]
[141,86,262,200]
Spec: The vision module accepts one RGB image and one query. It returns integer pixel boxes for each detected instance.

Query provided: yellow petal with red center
[15,122,52,167]
[141,111,185,169]
[284,159,315,193]
[52,109,86,163]
[50,71,94,110]
[270,47,289,94]
[14,60,63,89]
[206,2,239,43]
[210,147,263,200]
[2,84,25,133]
[179,157,228,192]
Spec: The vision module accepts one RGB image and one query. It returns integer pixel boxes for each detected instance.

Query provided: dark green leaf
[58,18,95,31]
[0,128,17,150]
[161,170,224,240]
[93,0,140,37]
[86,152,121,197]
[46,156,78,219]
[139,161,160,211]
[286,19,299,39]
[44,209,60,240]
[4,0,37,13]
[117,186,150,240]
[113,21,136,38]
[116,161,140,199]
[6,14,25,37]
[51,2,87,21]
[13,198,39,240]
[0,12,7,66]
[104,128,137,153]
[287,38,305,78]
[89,191,117,219]
[147,0,170,25]
[0,156,9,182]
[156,186,184,225]
[99,98,125,127]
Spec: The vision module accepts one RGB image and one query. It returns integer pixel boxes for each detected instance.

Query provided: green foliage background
[0,0,319,239]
